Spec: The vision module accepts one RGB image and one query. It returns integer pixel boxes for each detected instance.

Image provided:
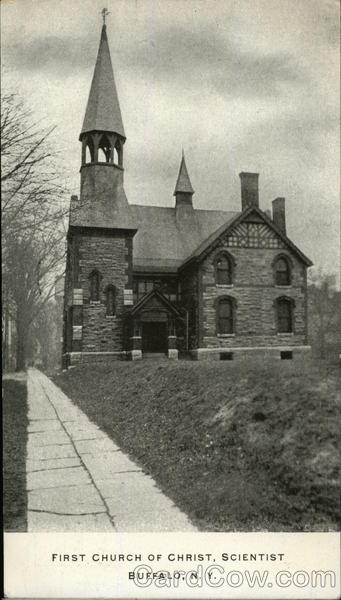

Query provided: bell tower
[80,23,125,170]
[62,18,136,368]
[75,19,134,229]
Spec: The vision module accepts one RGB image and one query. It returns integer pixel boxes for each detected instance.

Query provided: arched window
[89,270,100,301]
[274,256,291,286]
[215,253,233,285]
[217,297,235,334]
[106,286,116,316]
[98,134,112,163]
[276,298,293,333]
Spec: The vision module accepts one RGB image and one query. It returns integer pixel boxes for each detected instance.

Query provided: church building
[62,23,312,365]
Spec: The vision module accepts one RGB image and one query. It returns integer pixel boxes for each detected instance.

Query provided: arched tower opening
[114,139,123,167]
[98,134,113,163]
[83,136,95,164]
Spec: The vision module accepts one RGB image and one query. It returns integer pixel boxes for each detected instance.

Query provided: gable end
[180,206,312,269]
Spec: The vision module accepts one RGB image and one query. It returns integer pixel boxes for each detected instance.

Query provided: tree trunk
[16,319,28,372]
[2,312,9,371]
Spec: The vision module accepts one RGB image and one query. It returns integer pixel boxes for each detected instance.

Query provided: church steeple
[76,19,135,231]
[174,151,194,207]
[80,23,125,168]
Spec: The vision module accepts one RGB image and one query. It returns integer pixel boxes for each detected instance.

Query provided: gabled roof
[181,205,313,268]
[131,288,180,317]
[80,25,125,139]
[174,154,194,195]
[130,204,239,271]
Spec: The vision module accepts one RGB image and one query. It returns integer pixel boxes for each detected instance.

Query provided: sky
[2,0,340,283]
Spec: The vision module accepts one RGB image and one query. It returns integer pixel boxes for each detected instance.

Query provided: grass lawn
[2,376,28,531]
[54,358,340,531]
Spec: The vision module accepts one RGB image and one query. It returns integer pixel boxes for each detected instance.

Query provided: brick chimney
[272,197,286,234]
[239,172,259,210]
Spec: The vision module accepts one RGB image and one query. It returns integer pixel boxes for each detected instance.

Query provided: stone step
[142,353,168,360]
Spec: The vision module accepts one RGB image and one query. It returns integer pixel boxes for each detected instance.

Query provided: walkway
[26,368,196,532]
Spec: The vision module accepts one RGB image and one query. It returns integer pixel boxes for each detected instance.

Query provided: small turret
[174,151,195,208]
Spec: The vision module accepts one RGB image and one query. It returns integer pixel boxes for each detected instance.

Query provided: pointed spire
[80,24,125,139]
[173,152,194,195]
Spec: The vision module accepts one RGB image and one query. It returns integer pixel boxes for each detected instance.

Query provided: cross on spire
[101,8,110,25]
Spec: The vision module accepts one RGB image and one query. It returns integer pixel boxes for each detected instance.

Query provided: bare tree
[1,93,68,235]
[308,270,341,359]
[1,91,68,370]
[30,297,63,371]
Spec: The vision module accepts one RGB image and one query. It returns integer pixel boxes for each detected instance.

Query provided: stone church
[63,23,312,366]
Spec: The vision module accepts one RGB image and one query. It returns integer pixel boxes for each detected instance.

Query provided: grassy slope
[2,378,28,531]
[54,360,340,531]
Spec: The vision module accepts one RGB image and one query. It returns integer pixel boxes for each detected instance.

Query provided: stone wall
[68,351,126,365]
[192,345,312,362]
[200,244,308,349]
[65,228,133,355]
[179,265,199,349]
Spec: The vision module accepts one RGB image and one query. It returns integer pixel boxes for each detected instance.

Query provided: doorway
[142,322,167,354]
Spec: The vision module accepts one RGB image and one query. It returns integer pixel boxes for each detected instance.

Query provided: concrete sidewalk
[26,368,196,532]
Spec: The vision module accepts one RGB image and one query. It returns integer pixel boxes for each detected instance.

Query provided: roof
[174,154,194,195]
[80,25,125,139]
[70,196,312,269]
[69,181,136,231]
[130,204,238,271]
[181,205,313,268]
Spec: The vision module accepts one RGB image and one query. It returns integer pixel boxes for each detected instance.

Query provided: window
[220,352,233,361]
[277,298,293,333]
[133,278,178,302]
[215,254,233,285]
[162,280,177,302]
[89,270,100,301]
[106,286,116,316]
[275,256,291,286]
[217,298,235,334]
[137,280,145,298]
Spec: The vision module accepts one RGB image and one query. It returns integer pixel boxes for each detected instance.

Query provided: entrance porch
[128,289,180,360]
